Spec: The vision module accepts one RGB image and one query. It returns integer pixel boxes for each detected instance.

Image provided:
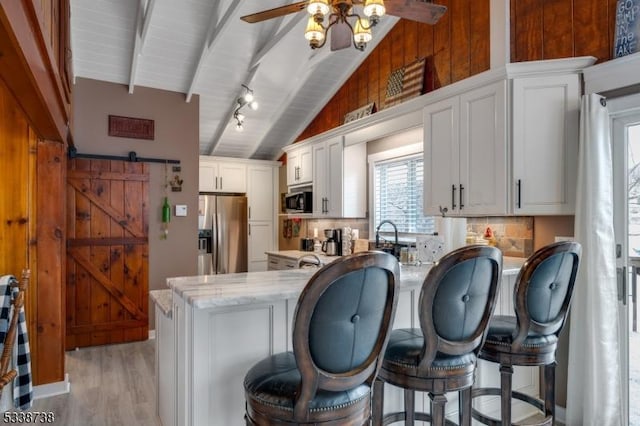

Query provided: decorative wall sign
[108,115,155,140]
[384,58,426,109]
[344,102,376,124]
[614,0,640,58]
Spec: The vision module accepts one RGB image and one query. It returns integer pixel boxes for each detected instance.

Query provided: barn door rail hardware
[68,147,180,164]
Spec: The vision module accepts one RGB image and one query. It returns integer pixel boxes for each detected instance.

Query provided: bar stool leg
[459,387,472,426]
[404,389,415,425]
[430,393,447,426]
[500,364,513,426]
[544,362,556,423]
[372,378,384,426]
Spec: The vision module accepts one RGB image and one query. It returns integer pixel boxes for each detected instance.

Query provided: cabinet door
[248,222,273,272]
[248,166,274,222]
[199,162,218,192]
[459,81,508,215]
[325,138,344,217]
[218,162,247,193]
[298,145,313,184]
[286,149,300,186]
[512,74,580,215]
[312,143,327,215]
[423,97,460,216]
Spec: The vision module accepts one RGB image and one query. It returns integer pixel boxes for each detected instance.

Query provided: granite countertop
[150,289,172,317]
[265,250,337,265]
[167,257,525,310]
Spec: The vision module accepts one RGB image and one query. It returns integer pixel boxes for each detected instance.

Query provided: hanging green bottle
[162,197,171,223]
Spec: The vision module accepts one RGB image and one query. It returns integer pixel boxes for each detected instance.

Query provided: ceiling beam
[249,13,305,69]
[128,0,157,94]
[185,1,242,102]
[205,65,261,155]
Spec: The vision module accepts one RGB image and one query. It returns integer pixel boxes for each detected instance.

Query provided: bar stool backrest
[418,245,503,371]
[291,251,400,419]
[513,241,581,344]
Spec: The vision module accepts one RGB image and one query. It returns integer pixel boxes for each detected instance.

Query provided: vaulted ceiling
[70,0,398,160]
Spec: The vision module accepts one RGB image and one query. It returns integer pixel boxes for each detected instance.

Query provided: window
[372,152,434,235]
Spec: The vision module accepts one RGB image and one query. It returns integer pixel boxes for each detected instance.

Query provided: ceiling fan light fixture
[304,16,326,48]
[307,0,330,18]
[353,18,372,50]
[363,0,385,24]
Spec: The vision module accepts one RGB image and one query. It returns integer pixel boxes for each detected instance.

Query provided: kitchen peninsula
[155,256,539,426]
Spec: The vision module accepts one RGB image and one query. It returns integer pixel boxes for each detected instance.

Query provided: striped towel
[0,275,32,410]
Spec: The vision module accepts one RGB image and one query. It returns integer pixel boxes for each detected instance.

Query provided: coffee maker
[321,229,342,256]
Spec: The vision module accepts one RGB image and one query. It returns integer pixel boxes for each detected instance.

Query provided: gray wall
[72,77,199,330]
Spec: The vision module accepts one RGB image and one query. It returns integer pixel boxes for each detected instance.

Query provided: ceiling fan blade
[330,21,352,51]
[240,1,308,23]
[384,0,447,25]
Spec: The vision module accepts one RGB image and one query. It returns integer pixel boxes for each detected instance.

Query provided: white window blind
[373,154,434,234]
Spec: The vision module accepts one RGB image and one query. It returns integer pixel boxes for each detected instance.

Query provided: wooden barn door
[66,158,149,349]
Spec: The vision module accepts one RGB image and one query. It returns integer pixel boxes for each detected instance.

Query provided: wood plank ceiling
[70,0,398,160]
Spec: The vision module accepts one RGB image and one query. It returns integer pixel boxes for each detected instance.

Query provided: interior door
[66,159,149,349]
[610,94,640,426]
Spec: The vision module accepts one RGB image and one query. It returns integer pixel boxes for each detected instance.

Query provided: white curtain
[567,93,623,425]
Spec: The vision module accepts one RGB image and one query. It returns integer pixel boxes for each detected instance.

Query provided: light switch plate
[175,204,188,217]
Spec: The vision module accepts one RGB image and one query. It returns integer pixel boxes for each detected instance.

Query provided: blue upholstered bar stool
[243,251,400,425]
[471,241,581,426]
[372,245,503,426]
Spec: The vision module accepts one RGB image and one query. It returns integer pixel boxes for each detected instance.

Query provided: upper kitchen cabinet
[312,137,366,218]
[285,143,313,186]
[199,156,247,193]
[511,74,580,215]
[424,80,508,217]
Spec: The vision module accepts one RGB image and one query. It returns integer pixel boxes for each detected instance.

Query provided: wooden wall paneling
[543,0,575,59]
[35,139,65,385]
[433,0,452,88]
[403,20,419,64]
[469,0,490,75]
[574,0,611,61]
[367,48,380,109]
[609,0,617,59]
[417,23,435,92]
[377,34,391,109]
[357,60,369,108]
[390,24,405,73]
[450,0,470,83]
[26,127,38,384]
[511,0,544,62]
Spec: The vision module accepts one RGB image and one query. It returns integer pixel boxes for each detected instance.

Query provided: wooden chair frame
[374,245,503,426]
[246,252,400,425]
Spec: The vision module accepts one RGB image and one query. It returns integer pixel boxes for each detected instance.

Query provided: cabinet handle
[325,198,329,214]
[248,207,251,219]
[516,179,522,209]
[248,223,251,236]
[459,184,464,209]
[215,176,218,190]
[220,177,223,189]
[451,184,457,210]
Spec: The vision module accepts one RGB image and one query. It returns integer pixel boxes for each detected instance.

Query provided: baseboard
[149,329,156,339]
[33,374,70,400]
[555,405,566,425]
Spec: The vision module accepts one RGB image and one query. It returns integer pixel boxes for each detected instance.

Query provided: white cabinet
[424,80,508,216]
[512,74,580,215]
[286,144,313,186]
[312,137,366,218]
[199,157,247,193]
[247,164,278,272]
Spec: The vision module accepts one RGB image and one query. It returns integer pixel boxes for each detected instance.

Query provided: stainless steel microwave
[285,191,312,213]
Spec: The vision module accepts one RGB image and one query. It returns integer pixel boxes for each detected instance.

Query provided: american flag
[384,58,426,109]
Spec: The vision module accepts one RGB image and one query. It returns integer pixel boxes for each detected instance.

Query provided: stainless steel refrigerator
[198,194,248,274]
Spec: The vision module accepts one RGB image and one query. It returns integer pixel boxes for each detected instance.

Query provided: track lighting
[233,85,258,131]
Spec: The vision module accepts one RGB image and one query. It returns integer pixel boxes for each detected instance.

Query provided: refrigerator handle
[213,213,219,274]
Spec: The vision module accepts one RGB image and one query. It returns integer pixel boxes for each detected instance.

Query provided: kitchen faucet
[375,220,398,248]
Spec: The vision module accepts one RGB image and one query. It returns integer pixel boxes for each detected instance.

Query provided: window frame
[368,142,429,241]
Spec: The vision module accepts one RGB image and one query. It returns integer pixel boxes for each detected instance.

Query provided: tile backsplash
[467,216,534,258]
[279,216,534,258]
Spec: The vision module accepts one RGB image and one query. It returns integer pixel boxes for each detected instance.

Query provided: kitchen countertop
[167,256,525,310]
[150,289,173,317]
[265,250,337,265]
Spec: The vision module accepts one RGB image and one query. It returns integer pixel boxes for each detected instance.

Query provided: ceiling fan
[241,0,447,51]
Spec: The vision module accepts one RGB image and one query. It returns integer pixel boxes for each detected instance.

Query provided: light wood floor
[14,339,161,426]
